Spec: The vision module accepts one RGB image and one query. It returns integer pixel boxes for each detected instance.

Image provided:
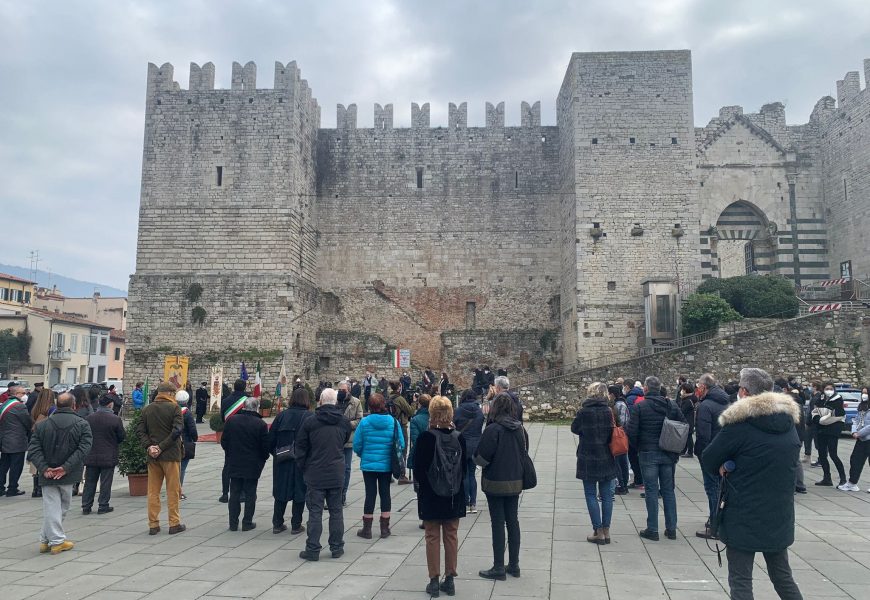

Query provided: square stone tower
[126,61,321,386]
[558,51,702,364]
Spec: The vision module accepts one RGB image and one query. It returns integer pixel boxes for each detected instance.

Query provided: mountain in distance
[0,263,127,298]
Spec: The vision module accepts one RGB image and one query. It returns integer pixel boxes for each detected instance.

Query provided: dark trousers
[849,439,870,484]
[195,401,206,422]
[628,446,643,485]
[273,498,305,529]
[486,493,520,568]
[362,471,392,514]
[702,468,720,521]
[343,447,352,500]
[221,456,229,495]
[803,424,815,456]
[0,452,25,493]
[726,546,803,600]
[228,477,258,526]
[305,487,344,554]
[683,426,695,455]
[817,434,846,482]
[81,465,114,510]
[615,453,629,490]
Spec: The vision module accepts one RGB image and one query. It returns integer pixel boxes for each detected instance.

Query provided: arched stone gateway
[709,201,777,278]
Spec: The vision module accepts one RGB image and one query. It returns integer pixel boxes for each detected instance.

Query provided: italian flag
[253,361,262,398]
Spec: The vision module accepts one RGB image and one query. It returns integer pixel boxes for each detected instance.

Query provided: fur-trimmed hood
[719,392,800,432]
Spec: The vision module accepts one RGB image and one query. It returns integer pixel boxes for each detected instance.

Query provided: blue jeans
[702,467,720,521]
[180,459,190,487]
[583,479,616,530]
[465,458,478,506]
[639,451,678,533]
[342,448,352,500]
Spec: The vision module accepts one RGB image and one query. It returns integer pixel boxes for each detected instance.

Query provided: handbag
[659,400,690,454]
[515,427,537,490]
[274,443,296,464]
[390,418,406,479]
[609,411,629,457]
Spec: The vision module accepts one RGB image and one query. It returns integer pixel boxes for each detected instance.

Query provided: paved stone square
[0,423,868,599]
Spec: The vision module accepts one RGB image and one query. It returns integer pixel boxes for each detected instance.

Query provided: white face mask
[824,389,835,397]
[862,394,869,402]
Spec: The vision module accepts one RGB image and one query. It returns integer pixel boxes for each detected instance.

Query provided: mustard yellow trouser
[147,461,181,528]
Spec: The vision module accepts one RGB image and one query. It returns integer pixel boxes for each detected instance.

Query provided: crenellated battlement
[327,101,543,129]
[834,60,870,108]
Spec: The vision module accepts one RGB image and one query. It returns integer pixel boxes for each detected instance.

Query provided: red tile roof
[0,272,36,284]
[26,307,112,330]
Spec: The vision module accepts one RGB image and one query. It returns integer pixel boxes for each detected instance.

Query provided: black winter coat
[220,410,270,479]
[695,386,731,458]
[813,394,846,437]
[701,392,800,552]
[269,406,311,502]
[571,398,616,481]
[84,408,125,467]
[414,429,467,521]
[181,408,198,459]
[0,399,33,453]
[474,417,528,496]
[295,404,351,490]
[453,398,484,457]
[626,393,685,455]
[678,395,696,433]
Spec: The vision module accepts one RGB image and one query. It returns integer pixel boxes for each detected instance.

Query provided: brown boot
[600,527,611,544]
[586,528,604,544]
[379,516,391,538]
[357,516,373,539]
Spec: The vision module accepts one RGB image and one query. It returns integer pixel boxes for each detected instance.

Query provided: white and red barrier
[808,303,842,313]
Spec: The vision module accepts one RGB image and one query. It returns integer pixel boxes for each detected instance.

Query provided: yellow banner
[163,355,190,390]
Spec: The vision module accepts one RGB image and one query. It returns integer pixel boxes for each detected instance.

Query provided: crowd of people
[1,367,868,600]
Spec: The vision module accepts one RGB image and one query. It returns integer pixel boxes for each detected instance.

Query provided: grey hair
[338,381,350,392]
[175,390,189,406]
[320,388,338,405]
[644,376,661,394]
[738,368,774,396]
[698,373,717,388]
[244,396,260,412]
[56,392,74,408]
[494,375,510,390]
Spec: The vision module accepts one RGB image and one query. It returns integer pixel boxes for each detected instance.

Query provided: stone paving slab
[0,423,869,599]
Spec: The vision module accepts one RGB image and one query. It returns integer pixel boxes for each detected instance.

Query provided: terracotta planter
[127,473,148,496]
[259,408,272,418]
[214,431,223,443]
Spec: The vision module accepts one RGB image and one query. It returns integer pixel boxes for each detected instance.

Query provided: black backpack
[43,419,78,468]
[386,397,399,418]
[426,430,463,497]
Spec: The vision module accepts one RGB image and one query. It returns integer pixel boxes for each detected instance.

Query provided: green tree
[0,328,31,367]
[696,275,798,318]
[681,293,743,336]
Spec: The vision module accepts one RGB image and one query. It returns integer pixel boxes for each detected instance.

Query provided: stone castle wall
[127,52,870,391]
[521,308,870,421]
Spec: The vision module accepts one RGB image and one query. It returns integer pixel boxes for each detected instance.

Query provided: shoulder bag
[515,427,537,490]
[658,400,690,454]
[609,411,629,457]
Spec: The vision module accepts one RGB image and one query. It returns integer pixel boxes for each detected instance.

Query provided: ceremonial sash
[0,398,22,422]
[223,396,247,420]
[181,407,189,415]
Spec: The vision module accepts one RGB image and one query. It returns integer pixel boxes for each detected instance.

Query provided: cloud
[0,0,867,289]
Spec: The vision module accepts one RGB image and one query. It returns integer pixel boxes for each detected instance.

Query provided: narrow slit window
[216,166,223,187]
[416,167,423,189]
[515,171,519,188]
[629,137,636,144]
[671,137,678,145]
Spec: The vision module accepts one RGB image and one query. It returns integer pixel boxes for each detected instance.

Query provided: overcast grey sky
[1,0,868,290]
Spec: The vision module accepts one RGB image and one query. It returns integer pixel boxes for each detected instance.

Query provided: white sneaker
[837,482,860,492]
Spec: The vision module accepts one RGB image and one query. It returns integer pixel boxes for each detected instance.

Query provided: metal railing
[49,348,71,361]
[516,303,868,389]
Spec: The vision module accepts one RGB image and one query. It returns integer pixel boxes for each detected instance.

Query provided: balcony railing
[49,349,71,361]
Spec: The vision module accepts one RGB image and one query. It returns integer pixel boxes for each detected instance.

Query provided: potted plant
[118,409,149,496]
[209,412,224,443]
[259,397,273,418]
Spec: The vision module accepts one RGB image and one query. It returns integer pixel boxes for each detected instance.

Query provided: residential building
[0,273,36,312]
[36,290,127,331]
[108,329,126,380]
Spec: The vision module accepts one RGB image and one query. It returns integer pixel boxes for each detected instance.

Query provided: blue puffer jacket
[353,413,405,472]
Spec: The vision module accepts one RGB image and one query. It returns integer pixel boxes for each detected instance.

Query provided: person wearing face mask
[839,386,870,492]
[811,383,847,486]
[337,381,362,506]
[0,384,34,496]
[804,382,822,465]
[700,368,803,600]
